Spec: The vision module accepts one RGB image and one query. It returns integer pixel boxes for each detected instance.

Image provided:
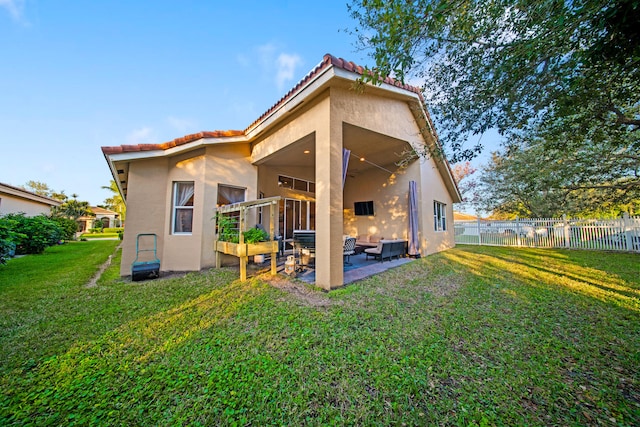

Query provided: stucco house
[0,182,61,216]
[101,54,461,290]
[77,206,121,233]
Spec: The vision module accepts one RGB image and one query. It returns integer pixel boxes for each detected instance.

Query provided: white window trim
[172,181,194,235]
[434,201,447,232]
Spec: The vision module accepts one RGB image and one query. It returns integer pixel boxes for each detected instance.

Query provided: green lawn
[0,243,638,426]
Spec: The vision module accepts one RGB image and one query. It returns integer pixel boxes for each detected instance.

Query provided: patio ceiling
[254,123,413,176]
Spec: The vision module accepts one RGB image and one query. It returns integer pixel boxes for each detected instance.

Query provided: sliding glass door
[279,198,316,241]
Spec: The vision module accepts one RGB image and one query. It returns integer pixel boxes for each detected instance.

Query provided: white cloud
[126,127,156,145]
[167,116,196,134]
[249,43,303,91]
[0,0,25,21]
[275,53,302,91]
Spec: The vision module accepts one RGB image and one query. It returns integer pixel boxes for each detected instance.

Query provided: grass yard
[0,243,638,426]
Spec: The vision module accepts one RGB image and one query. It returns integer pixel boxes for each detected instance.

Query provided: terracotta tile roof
[101,54,425,156]
[101,130,244,155]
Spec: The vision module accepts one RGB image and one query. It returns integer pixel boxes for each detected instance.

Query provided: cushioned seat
[364,239,407,262]
[343,237,357,265]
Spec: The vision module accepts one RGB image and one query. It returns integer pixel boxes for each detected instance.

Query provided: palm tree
[52,197,93,220]
[102,180,126,224]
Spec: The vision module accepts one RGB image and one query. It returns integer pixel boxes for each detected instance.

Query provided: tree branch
[609,104,640,127]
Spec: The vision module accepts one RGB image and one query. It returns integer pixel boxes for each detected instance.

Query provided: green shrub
[0,217,24,264]
[2,213,63,255]
[49,216,78,241]
[104,227,124,233]
[93,218,105,232]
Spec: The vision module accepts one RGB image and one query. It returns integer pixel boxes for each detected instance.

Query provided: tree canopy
[474,140,640,218]
[349,0,639,160]
[51,196,93,221]
[349,0,639,215]
[24,180,66,201]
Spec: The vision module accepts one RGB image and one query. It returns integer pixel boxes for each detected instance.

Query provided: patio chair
[343,237,357,265]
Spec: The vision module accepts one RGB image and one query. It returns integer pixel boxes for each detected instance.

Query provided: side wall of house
[119,144,257,276]
[418,154,456,254]
[201,144,257,268]
[0,194,53,217]
[162,150,207,271]
[343,160,421,242]
[120,157,169,275]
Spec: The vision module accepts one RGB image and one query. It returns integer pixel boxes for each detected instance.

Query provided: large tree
[23,180,66,201]
[475,139,640,218]
[348,0,640,162]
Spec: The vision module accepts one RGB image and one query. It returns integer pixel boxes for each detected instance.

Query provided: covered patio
[253,118,421,289]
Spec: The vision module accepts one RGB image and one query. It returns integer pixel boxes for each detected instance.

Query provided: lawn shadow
[443,247,640,312]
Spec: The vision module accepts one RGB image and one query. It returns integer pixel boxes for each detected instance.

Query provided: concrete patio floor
[247,249,416,286]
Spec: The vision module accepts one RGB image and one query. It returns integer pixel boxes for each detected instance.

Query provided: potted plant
[243,227,269,263]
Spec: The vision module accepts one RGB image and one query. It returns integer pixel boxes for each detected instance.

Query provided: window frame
[217,184,246,207]
[433,201,447,232]
[278,174,315,194]
[172,181,195,235]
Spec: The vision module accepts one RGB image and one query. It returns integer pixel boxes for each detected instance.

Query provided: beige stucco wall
[418,156,456,254]
[120,157,169,275]
[202,143,257,268]
[0,194,54,217]
[161,150,206,271]
[119,144,257,276]
[252,93,344,288]
[343,160,421,242]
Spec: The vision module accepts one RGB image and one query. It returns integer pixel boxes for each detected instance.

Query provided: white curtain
[174,182,194,233]
[217,185,245,205]
[176,182,194,206]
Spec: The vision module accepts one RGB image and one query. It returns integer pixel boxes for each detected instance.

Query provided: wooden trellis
[214,196,281,281]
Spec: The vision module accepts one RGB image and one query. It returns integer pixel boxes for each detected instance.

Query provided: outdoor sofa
[364,239,407,262]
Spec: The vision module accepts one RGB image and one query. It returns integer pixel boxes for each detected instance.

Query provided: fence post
[563,214,570,248]
[477,217,482,246]
[516,216,522,248]
[623,212,632,252]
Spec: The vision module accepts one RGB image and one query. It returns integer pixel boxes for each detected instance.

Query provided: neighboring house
[78,206,121,232]
[0,182,61,216]
[454,211,478,221]
[101,54,462,290]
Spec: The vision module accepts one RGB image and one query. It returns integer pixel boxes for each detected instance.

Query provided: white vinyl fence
[454,214,640,253]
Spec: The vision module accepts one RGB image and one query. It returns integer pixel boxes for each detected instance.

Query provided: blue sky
[1,0,498,206]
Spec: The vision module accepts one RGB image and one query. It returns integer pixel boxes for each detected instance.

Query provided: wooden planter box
[215,240,278,257]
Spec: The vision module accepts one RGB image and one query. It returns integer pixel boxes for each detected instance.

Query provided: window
[217,184,245,206]
[278,175,314,193]
[434,201,447,232]
[293,179,307,192]
[173,182,194,234]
